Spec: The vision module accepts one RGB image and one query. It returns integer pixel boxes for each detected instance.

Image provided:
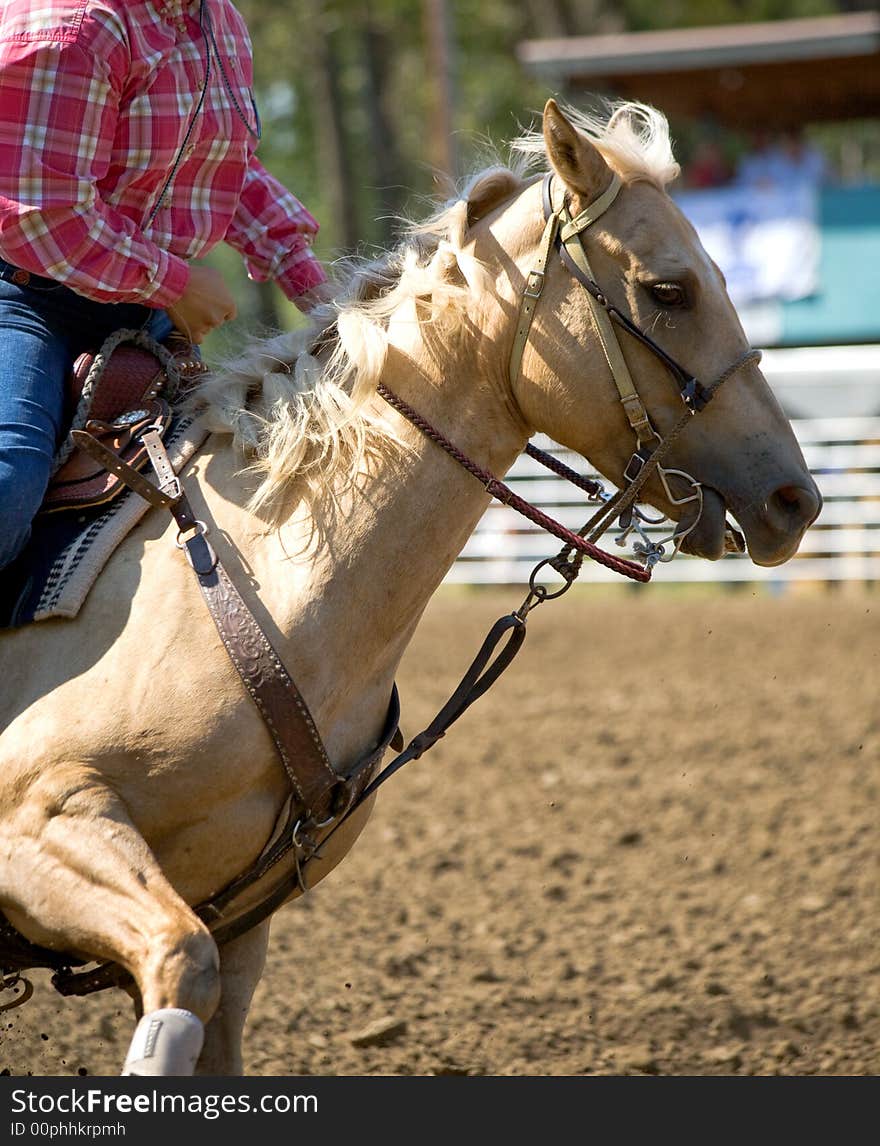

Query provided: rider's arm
[0,11,189,308]
[224,157,328,304]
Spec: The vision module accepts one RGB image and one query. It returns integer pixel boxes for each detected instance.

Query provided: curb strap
[573,345,762,550]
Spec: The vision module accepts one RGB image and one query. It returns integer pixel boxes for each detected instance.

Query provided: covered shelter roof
[516,13,880,130]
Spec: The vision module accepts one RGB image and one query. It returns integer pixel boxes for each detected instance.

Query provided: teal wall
[779,187,880,346]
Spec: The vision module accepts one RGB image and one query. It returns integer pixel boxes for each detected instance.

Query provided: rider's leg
[0,280,70,570]
[0,269,168,570]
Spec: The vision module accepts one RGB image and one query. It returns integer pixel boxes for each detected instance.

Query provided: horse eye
[650,281,687,307]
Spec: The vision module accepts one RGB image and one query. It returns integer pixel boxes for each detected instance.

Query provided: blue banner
[674,185,820,307]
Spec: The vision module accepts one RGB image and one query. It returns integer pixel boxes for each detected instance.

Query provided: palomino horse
[0,100,819,1075]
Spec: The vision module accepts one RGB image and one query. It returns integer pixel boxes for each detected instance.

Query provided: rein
[376,383,651,584]
[301,172,764,867]
[379,171,760,583]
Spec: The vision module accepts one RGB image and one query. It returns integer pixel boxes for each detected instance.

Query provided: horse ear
[543,99,612,200]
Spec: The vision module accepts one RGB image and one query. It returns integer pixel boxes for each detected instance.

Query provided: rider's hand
[167,264,237,344]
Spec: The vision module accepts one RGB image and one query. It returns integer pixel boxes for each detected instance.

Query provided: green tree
[204,0,876,353]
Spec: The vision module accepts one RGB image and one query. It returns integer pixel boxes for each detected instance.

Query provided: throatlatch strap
[509,172,622,387]
[508,210,560,384]
[549,179,654,449]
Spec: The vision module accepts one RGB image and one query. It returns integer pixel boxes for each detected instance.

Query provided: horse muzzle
[738,478,823,566]
[679,477,822,566]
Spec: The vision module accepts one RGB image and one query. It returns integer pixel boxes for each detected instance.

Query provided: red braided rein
[376,383,651,583]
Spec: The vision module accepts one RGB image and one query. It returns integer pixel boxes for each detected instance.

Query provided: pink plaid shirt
[0,0,326,306]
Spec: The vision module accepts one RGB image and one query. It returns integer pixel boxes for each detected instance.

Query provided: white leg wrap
[121,1008,204,1076]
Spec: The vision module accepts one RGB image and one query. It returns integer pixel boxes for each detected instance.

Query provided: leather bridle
[508,171,761,565]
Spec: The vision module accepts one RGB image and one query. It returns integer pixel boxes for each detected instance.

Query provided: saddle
[0,328,209,630]
[42,329,208,513]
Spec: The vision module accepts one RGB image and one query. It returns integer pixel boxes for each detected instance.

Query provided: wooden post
[423,0,458,181]
[304,0,358,252]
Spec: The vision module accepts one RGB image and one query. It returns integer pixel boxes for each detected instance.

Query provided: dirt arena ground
[1,583,876,1078]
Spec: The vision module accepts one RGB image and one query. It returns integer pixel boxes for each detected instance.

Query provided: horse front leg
[0,766,221,1076]
[195,920,271,1076]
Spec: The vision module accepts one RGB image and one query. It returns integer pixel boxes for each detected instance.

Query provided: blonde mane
[196,100,677,520]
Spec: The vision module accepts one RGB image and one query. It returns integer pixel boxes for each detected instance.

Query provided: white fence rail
[446,417,880,585]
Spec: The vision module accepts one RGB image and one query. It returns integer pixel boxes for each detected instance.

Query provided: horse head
[482,99,821,567]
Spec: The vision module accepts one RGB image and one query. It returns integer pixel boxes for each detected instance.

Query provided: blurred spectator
[735,128,831,192]
[683,138,733,189]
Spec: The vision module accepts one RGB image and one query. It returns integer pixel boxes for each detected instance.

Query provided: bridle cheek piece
[509,171,761,564]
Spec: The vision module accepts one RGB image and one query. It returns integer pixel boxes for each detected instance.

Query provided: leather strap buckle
[523,269,546,299]
[623,450,648,484]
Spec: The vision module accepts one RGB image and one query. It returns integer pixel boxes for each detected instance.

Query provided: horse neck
[235,307,529,750]
[328,318,527,615]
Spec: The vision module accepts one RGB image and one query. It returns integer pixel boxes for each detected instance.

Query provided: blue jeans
[0,262,173,570]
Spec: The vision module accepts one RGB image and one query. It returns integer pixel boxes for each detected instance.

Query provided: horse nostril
[769,483,822,528]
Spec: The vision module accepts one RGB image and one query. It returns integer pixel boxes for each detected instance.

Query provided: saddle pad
[1,414,209,629]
